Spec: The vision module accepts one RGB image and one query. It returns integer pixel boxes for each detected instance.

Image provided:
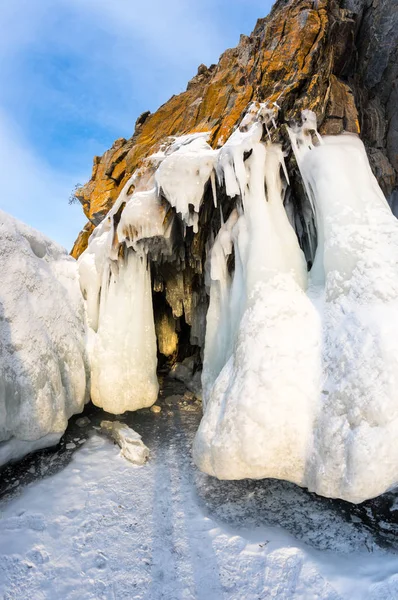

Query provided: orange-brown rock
[71,221,95,259]
[71,0,398,256]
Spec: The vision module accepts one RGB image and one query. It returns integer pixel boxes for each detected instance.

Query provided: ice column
[78,175,168,414]
[194,111,321,484]
[289,114,398,503]
[89,251,159,414]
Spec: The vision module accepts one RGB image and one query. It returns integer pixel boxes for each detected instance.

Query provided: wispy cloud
[0,107,87,249]
[0,0,272,249]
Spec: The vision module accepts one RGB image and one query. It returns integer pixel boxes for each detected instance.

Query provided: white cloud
[0,108,87,250]
[0,0,272,248]
[64,0,222,65]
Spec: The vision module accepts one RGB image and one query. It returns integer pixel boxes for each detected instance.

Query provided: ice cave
[2,97,398,504]
[3,0,398,596]
[72,102,398,504]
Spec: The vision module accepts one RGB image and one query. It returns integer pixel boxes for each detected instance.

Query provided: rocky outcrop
[71,0,398,363]
[71,0,372,256]
[344,0,398,197]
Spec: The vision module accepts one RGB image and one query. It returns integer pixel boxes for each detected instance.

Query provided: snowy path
[0,381,398,599]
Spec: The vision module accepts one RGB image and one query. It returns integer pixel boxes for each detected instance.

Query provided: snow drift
[0,211,89,465]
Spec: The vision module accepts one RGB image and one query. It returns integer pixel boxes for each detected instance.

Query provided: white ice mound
[0,210,89,465]
[194,108,398,504]
[290,124,398,503]
[194,121,322,486]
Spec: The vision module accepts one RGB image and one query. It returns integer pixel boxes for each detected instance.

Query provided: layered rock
[71,0,397,361]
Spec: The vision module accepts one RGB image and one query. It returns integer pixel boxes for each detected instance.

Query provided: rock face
[344,0,398,198]
[71,0,397,259]
[71,0,398,363]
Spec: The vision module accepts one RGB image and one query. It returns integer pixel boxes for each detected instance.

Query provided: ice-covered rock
[87,249,159,414]
[100,421,149,465]
[77,99,398,503]
[194,109,398,504]
[78,174,163,414]
[289,118,398,503]
[194,119,321,486]
[78,132,221,415]
[0,211,89,465]
[156,133,218,232]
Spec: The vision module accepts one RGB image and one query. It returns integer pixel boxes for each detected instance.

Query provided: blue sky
[0,0,273,249]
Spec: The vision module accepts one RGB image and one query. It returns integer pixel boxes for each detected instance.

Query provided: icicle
[201,209,239,406]
[90,251,159,414]
[210,170,217,208]
[220,205,224,227]
[196,108,317,478]
[155,134,218,230]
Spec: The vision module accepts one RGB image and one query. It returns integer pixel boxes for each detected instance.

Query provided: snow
[0,400,397,599]
[0,210,89,466]
[156,133,218,233]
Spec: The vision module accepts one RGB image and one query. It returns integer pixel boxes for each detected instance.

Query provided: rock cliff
[72,0,397,260]
[71,0,398,364]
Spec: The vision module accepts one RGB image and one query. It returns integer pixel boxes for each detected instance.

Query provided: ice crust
[0,211,89,465]
[100,420,149,465]
[194,109,398,503]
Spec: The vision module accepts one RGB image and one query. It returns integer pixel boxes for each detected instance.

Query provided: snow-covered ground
[0,380,397,600]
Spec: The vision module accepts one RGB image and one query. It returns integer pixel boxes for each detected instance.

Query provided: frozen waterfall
[79,103,398,503]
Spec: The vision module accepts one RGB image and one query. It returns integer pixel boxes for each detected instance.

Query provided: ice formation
[79,133,218,414]
[194,107,398,503]
[80,99,398,502]
[289,123,398,502]
[156,133,218,232]
[0,211,89,465]
[195,111,322,485]
[78,177,162,414]
[100,420,149,465]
